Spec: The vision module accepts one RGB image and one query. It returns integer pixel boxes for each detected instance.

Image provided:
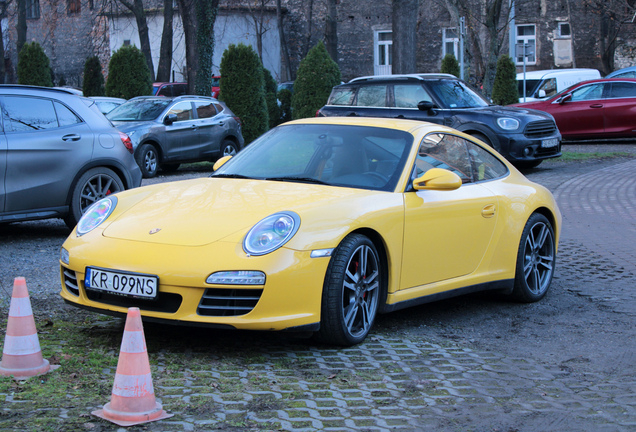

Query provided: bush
[263,68,280,129]
[492,55,519,106]
[18,42,52,87]
[82,56,105,97]
[219,43,268,144]
[292,41,341,120]
[277,88,292,124]
[440,53,460,78]
[105,45,152,99]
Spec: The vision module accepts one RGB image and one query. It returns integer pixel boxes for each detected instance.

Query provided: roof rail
[348,73,457,83]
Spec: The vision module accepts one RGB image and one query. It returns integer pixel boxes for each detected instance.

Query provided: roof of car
[130,95,218,102]
[607,65,636,78]
[348,73,457,83]
[516,68,601,80]
[0,84,84,95]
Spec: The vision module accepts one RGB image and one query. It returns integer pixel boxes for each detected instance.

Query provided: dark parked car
[318,74,562,168]
[107,95,244,178]
[0,85,142,229]
[512,78,636,140]
[152,82,188,97]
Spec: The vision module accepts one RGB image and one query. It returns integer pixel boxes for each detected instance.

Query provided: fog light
[206,271,266,285]
[60,248,70,265]
[524,147,534,157]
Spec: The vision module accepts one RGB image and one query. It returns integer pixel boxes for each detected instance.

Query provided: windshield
[106,99,171,121]
[212,124,414,192]
[426,80,490,108]
[517,79,542,98]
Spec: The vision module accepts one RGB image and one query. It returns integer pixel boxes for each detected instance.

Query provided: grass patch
[549,151,634,162]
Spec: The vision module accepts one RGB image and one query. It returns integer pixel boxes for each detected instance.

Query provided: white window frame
[558,22,571,38]
[515,24,536,65]
[442,28,459,59]
[374,30,392,76]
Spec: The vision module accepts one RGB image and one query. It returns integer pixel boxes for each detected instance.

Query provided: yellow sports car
[60,117,561,346]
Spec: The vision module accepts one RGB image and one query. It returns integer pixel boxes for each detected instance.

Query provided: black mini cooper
[317,74,562,168]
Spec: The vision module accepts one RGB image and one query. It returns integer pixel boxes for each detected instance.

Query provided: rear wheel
[136,144,159,178]
[64,167,124,230]
[511,213,556,302]
[314,234,382,346]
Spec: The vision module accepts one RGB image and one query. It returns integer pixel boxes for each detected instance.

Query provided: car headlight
[243,211,300,256]
[76,197,117,237]
[497,117,520,131]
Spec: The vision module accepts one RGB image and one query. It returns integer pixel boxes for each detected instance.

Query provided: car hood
[471,105,553,121]
[102,178,381,247]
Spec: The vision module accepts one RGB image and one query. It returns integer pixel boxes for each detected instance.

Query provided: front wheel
[314,234,382,346]
[512,213,556,302]
[64,167,124,230]
[221,140,239,158]
[136,144,159,178]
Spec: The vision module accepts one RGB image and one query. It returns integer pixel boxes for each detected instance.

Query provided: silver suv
[107,95,245,178]
[0,85,142,229]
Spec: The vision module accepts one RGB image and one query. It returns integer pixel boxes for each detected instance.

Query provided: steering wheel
[362,171,389,184]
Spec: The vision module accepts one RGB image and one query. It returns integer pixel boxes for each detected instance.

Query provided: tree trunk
[303,0,314,58]
[156,0,174,82]
[276,0,292,81]
[194,0,219,96]
[481,0,505,98]
[17,0,26,55]
[392,0,417,74]
[120,0,155,81]
[325,0,338,64]
[177,0,198,93]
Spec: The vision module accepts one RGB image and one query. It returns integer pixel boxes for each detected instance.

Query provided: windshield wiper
[211,173,252,179]
[264,176,328,185]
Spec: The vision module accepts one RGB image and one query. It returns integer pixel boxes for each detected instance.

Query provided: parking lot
[1,144,636,431]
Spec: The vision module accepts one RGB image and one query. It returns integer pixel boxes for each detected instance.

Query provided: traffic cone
[0,277,59,379]
[92,307,172,426]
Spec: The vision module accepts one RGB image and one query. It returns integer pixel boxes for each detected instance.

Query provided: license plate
[85,267,158,299]
[541,138,559,148]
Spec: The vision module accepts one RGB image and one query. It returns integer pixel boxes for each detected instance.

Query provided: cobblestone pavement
[2,145,636,431]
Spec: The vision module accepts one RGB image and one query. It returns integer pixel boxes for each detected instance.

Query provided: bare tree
[117,0,155,81]
[325,0,337,64]
[392,0,417,74]
[156,0,174,82]
[303,0,314,58]
[276,0,292,81]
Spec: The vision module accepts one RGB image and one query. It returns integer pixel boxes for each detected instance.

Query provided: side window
[54,102,82,126]
[166,101,194,122]
[355,85,387,107]
[537,78,557,98]
[615,71,636,78]
[157,86,172,97]
[570,83,604,102]
[213,102,224,113]
[467,141,508,181]
[173,84,188,97]
[394,84,432,108]
[328,87,356,105]
[4,96,58,131]
[609,82,636,98]
[194,101,218,119]
[416,133,472,183]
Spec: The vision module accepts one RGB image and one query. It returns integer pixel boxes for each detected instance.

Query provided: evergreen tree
[492,55,519,106]
[82,56,105,97]
[17,42,52,87]
[105,46,152,99]
[440,53,460,78]
[292,41,341,120]
[263,68,280,128]
[219,43,268,144]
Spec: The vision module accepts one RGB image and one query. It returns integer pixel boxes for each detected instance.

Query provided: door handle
[190,124,198,129]
[482,204,496,218]
[589,104,603,108]
[62,134,81,141]
[347,112,358,116]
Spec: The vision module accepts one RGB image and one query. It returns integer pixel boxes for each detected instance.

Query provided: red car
[211,76,220,98]
[512,78,636,140]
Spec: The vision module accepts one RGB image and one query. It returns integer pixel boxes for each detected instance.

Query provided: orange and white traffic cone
[92,307,172,426]
[0,277,59,379]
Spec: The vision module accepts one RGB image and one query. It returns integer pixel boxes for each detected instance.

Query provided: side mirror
[557,93,572,105]
[413,168,462,191]
[213,155,232,171]
[538,89,546,98]
[417,101,435,111]
[163,113,178,125]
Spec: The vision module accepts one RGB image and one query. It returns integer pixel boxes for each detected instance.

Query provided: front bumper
[500,133,562,163]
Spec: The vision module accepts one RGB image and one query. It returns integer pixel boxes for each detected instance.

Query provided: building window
[515,24,536,65]
[374,31,392,75]
[123,40,131,46]
[558,22,571,38]
[67,0,80,15]
[26,0,40,19]
[442,28,459,58]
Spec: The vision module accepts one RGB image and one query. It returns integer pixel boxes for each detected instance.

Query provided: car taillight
[315,109,321,117]
[119,132,133,154]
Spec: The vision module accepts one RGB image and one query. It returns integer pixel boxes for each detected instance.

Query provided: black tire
[314,234,382,346]
[221,140,239,158]
[511,213,556,302]
[64,167,124,230]
[514,160,543,169]
[136,144,159,178]
[161,163,180,172]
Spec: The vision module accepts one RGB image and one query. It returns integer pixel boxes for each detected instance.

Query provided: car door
[161,101,199,161]
[193,100,225,159]
[549,82,606,138]
[401,133,499,291]
[2,95,93,213]
[390,83,446,125]
[604,81,636,137]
